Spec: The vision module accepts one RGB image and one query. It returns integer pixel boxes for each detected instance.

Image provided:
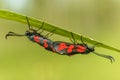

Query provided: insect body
[51,33,115,63]
[25,30,54,51]
[6,17,55,52]
[52,41,91,55]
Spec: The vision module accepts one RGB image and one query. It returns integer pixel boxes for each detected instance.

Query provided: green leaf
[0,10,120,53]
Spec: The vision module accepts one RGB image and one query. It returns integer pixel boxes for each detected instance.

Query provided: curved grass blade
[0,10,120,53]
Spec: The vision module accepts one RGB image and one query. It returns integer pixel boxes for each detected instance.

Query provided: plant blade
[0,10,120,53]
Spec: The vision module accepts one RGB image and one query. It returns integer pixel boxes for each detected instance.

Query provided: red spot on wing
[77,45,86,53]
[43,39,48,48]
[34,36,40,43]
[67,45,74,53]
[58,43,67,51]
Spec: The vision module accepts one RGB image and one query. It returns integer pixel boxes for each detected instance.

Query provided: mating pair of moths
[6,17,115,63]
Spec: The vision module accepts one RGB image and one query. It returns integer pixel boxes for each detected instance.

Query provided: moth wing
[52,41,72,55]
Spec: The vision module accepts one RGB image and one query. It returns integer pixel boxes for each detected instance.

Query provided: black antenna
[5,16,31,39]
[93,52,115,63]
[5,32,25,39]
[80,36,115,63]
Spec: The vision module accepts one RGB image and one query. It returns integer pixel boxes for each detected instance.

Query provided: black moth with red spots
[5,16,115,63]
[6,17,55,52]
[52,33,115,63]
[52,41,90,55]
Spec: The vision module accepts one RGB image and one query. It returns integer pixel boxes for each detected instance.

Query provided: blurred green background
[0,0,120,80]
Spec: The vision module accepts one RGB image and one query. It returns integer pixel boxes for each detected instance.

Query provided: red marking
[77,45,86,53]
[58,43,67,51]
[67,45,74,53]
[34,36,40,43]
[43,39,48,48]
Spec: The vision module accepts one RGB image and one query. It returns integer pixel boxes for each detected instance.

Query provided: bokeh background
[0,0,120,80]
